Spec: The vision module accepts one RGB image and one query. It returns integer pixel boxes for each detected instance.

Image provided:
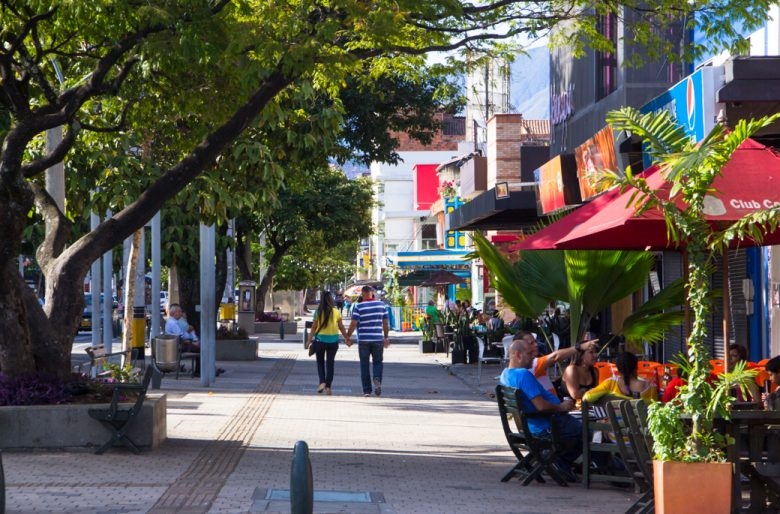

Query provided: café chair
[495,385,570,487]
[476,336,504,386]
[710,359,725,374]
[594,362,617,384]
[606,400,654,513]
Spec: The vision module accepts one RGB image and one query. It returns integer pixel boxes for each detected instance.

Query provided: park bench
[88,365,154,455]
[81,345,138,378]
[495,385,570,486]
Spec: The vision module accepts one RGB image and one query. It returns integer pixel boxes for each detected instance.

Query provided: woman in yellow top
[584,352,657,404]
[306,291,349,395]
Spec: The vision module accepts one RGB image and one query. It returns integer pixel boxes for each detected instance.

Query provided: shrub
[0,373,71,406]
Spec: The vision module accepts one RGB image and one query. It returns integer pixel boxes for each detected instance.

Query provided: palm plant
[601,107,780,462]
[472,232,675,345]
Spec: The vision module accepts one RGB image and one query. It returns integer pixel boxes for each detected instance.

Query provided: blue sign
[639,67,722,166]
[640,69,706,142]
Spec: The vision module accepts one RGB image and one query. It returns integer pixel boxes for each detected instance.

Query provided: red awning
[512,138,780,251]
[556,139,780,250]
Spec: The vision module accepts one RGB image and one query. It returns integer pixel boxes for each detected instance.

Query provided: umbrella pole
[723,250,731,372]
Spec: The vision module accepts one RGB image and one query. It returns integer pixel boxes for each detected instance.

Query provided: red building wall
[413,164,440,211]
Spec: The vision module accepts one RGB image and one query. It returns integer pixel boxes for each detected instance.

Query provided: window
[421,224,438,250]
[596,13,618,100]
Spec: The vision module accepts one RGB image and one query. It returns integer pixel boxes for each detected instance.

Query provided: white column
[102,211,113,352]
[45,127,65,213]
[200,223,216,386]
[90,211,102,348]
[151,212,161,338]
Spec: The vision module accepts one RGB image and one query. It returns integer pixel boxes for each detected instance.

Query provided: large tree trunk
[255,248,287,316]
[175,267,201,332]
[0,71,291,376]
[0,262,37,375]
[235,227,253,281]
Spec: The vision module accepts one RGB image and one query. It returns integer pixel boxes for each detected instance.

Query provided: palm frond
[472,233,549,317]
[564,249,655,341]
[606,107,691,161]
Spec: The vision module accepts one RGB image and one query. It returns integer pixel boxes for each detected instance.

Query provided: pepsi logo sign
[686,77,695,131]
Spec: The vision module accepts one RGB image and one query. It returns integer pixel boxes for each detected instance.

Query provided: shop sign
[640,67,724,155]
[574,126,618,201]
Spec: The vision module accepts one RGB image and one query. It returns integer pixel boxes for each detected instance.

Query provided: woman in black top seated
[562,344,599,404]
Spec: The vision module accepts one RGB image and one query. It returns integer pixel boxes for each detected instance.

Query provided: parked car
[80,293,118,331]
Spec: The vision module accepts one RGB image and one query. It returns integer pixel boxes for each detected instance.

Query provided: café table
[722,409,780,513]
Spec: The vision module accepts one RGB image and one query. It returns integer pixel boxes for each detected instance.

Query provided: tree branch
[30,182,72,275]
[79,99,137,133]
[21,122,79,178]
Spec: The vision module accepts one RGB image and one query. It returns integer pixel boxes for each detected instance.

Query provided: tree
[601,107,780,462]
[249,166,373,315]
[0,0,774,377]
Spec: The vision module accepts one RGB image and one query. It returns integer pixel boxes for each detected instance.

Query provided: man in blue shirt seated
[500,330,596,481]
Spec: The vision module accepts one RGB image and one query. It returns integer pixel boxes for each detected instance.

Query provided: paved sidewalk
[6,340,638,513]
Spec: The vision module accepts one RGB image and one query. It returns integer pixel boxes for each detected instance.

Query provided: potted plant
[600,107,779,513]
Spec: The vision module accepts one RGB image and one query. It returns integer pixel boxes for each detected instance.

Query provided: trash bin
[220,303,236,321]
[154,334,179,372]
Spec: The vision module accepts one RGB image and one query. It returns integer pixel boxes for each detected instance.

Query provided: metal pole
[290,441,313,514]
[200,223,216,386]
[151,212,161,338]
[102,216,113,352]
[90,210,102,348]
[723,250,731,370]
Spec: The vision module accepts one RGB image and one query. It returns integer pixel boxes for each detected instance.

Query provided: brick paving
[4,335,638,513]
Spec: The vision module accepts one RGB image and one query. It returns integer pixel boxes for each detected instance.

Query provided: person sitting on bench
[165,303,200,377]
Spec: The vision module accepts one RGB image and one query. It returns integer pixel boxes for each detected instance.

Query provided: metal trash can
[154,334,179,372]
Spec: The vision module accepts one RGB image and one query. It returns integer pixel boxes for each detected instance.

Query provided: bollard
[290,440,313,514]
[279,320,285,340]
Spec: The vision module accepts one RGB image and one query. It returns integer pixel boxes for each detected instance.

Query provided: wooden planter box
[216,339,258,360]
[653,460,731,514]
[0,394,167,451]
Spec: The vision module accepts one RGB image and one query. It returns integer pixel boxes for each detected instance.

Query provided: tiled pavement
[5,335,638,513]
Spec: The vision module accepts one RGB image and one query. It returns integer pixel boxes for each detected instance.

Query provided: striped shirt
[352,299,388,343]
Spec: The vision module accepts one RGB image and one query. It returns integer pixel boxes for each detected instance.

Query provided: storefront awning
[447,187,539,231]
[389,250,470,269]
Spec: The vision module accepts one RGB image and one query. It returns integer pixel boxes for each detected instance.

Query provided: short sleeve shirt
[499,367,561,433]
[351,299,388,343]
[425,305,441,324]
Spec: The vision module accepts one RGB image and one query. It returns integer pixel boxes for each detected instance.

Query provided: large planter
[0,394,167,451]
[653,460,731,514]
[216,338,258,360]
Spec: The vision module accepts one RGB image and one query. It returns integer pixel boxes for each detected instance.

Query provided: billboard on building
[574,126,618,201]
[535,154,580,214]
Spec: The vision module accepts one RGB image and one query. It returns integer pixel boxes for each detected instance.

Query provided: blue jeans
[358,343,384,393]
[536,413,582,465]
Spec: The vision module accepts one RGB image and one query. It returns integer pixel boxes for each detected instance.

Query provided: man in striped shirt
[346,285,390,396]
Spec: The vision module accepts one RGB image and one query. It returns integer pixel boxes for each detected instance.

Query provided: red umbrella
[556,139,780,250]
